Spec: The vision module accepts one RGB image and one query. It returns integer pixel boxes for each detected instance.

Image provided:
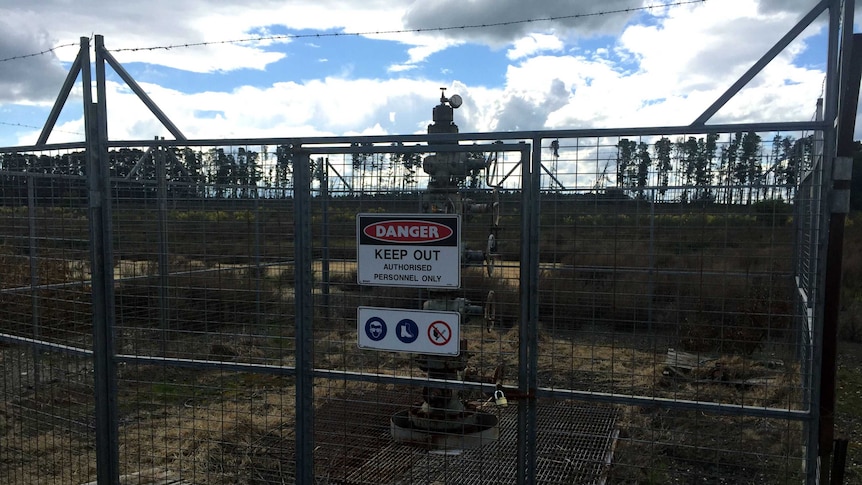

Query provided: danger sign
[364,220,454,242]
[357,214,460,288]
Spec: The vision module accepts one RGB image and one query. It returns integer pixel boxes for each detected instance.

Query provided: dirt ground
[835,340,862,483]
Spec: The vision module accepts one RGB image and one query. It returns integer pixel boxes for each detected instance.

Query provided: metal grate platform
[316,395,619,485]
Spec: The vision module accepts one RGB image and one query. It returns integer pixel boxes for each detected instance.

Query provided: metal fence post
[254,175,262,328]
[293,146,315,483]
[87,34,120,485]
[518,141,539,484]
[156,138,170,350]
[27,174,41,390]
[320,158,330,319]
[527,141,541,483]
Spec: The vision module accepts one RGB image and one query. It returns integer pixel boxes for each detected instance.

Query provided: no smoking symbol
[428,321,452,346]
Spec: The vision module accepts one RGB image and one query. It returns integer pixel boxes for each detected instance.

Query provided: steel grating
[313,391,619,485]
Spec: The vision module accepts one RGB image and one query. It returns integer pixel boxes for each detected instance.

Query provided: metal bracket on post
[831,157,852,214]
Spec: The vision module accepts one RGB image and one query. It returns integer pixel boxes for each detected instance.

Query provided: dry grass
[118,387,298,485]
[1,300,806,485]
[0,202,818,483]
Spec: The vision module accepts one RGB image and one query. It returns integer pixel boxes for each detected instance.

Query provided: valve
[491,189,501,226]
[463,248,485,264]
[424,298,483,315]
[484,290,497,332]
[485,233,497,277]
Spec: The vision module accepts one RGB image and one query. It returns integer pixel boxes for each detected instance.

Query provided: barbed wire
[0,120,83,136]
[114,0,705,52]
[0,42,78,63]
[1,1,704,60]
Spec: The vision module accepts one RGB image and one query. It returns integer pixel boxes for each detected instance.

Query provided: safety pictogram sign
[357,306,460,355]
[395,319,419,344]
[364,317,387,341]
[427,321,452,346]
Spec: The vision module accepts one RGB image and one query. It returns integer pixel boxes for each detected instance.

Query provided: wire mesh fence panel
[1,164,98,484]
[110,144,298,362]
[106,143,300,483]
[534,131,817,482]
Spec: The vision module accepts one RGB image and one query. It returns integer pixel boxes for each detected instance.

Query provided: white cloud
[403,0,644,45]
[388,40,461,72]
[507,34,564,60]
[26,76,462,145]
[1,0,850,146]
[388,64,418,73]
[616,0,819,94]
[0,16,69,103]
[0,0,413,78]
[533,0,826,130]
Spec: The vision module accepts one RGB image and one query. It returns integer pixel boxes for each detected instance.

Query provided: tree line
[1,146,283,203]
[614,132,814,203]
[0,142,486,204]
[0,134,816,205]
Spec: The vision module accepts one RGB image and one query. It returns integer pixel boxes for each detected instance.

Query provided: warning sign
[357,214,460,288]
[427,321,452,346]
[357,307,460,355]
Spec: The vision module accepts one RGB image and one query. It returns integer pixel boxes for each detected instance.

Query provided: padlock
[494,389,508,407]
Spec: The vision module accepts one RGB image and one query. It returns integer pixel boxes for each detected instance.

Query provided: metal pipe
[89,35,121,485]
[815,1,847,481]
[27,174,41,390]
[0,332,93,357]
[2,120,831,154]
[156,138,170,352]
[514,141,541,483]
[526,141,542,483]
[99,47,187,141]
[692,0,831,125]
[320,159,331,320]
[123,146,153,180]
[819,18,860,483]
[831,438,849,484]
[292,147,315,485]
[36,50,84,146]
[107,352,816,422]
[254,173,262,328]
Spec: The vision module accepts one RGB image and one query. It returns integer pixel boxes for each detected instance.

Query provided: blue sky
[0,0,855,147]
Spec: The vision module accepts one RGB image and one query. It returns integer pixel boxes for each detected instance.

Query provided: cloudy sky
[0,0,856,148]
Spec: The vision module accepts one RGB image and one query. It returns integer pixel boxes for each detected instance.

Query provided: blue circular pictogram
[364,317,387,341]
[395,319,419,344]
